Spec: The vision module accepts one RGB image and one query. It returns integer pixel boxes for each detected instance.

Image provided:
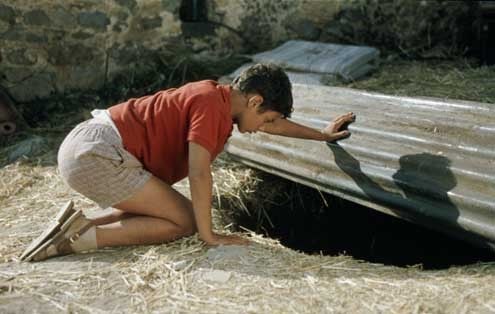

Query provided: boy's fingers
[331,130,351,141]
[342,112,355,122]
[340,112,355,120]
[335,113,356,129]
[225,239,249,246]
[335,112,355,124]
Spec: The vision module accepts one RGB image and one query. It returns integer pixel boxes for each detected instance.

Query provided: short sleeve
[187,100,222,157]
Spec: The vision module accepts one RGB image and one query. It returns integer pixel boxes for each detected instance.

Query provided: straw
[1,59,494,313]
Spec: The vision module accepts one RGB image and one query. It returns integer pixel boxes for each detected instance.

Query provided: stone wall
[0,0,342,103]
[208,0,342,51]
[0,0,183,103]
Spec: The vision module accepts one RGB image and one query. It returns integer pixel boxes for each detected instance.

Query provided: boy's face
[237,94,283,133]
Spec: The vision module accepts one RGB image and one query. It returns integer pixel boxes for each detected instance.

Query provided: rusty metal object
[225,84,495,251]
[0,87,17,135]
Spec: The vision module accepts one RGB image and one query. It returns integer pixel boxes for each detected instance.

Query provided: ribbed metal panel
[225,84,495,251]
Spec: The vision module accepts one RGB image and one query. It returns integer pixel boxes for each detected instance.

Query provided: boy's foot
[20,200,75,261]
[24,209,95,262]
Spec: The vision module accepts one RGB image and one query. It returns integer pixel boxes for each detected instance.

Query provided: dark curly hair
[231,63,293,118]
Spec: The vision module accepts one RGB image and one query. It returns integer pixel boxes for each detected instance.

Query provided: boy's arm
[188,142,248,246]
[259,112,355,142]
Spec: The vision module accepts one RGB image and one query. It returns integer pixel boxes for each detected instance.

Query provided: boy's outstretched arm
[188,142,248,246]
[260,112,355,142]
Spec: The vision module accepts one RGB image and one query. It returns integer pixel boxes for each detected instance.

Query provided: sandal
[20,200,75,261]
[24,209,94,262]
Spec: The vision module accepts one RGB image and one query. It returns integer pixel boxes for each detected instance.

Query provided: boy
[21,63,355,261]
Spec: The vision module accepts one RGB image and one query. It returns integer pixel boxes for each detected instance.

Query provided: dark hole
[179,0,208,22]
[220,172,495,270]
[3,124,12,131]
[477,2,495,65]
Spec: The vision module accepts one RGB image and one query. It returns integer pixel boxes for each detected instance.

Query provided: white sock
[70,226,97,252]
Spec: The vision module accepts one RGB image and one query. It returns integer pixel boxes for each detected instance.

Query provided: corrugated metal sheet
[225,84,495,251]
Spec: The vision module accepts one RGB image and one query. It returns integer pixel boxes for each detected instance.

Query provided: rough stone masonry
[0,0,341,103]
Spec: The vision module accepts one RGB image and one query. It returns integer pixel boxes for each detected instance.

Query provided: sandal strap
[52,220,95,254]
[68,222,94,244]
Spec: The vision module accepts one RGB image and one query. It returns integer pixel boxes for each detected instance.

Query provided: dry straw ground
[2,150,495,313]
[1,59,495,313]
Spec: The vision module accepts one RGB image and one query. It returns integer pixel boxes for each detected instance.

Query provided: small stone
[112,22,125,33]
[201,269,231,283]
[206,245,249,260]
[6,136,48,162]
[171,260,188,271]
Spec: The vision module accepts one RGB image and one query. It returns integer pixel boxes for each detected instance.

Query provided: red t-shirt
[109,80,233,185]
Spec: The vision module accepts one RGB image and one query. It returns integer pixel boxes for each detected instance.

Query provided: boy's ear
[249,95,263,109]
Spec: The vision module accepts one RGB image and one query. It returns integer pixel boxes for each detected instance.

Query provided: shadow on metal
[226,84,495,252]
[329,144,472,247]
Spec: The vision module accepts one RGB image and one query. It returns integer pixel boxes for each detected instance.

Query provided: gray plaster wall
[0,0,342,103]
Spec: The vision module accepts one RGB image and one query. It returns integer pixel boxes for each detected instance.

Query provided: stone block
[161,0,180,13]
[64,64,105,91]
[25,32,48,44]
[7,71,55,102]
[6,49,37,66]
[47,43,97,66]
[0,4,16,24]
[1,26,24,41]
[50,6,76,28]
[109,44,140,65]
[0,20,9,33]
[115,0,137,12]
[24,9,51,26]
[72,31,93,40]
[5,135,48,162]
[140,16,162,30]
[1,66,32,82]
[78,11,110,31]
[286,18,321,41]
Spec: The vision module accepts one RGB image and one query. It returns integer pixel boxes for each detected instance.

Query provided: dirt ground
[1,148,494,313]
[1,59,495,313]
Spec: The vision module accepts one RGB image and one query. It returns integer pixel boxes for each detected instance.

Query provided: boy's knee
[178,220,196,237]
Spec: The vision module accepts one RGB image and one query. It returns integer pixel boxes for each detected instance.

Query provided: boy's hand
[202,233,250,246]
[322,112,355,142]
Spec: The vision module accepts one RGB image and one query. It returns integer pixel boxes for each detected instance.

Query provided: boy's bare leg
[94,176,197,248]
[90,209,136,226]
[96,216,191,247]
